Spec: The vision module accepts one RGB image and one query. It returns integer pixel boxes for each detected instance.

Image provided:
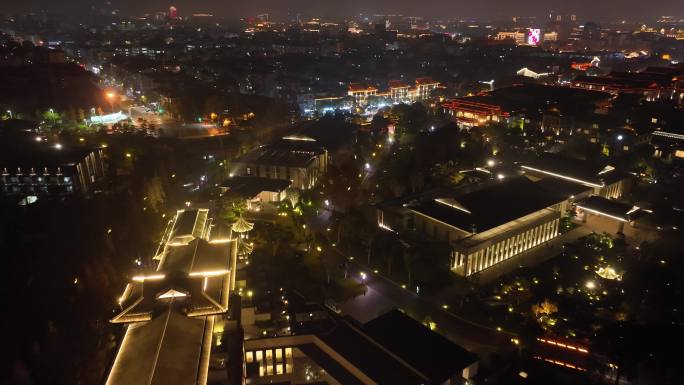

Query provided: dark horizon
[1,0,683,22]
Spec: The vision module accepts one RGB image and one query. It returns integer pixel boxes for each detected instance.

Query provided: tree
[532,298,558,317]
[260,224,292,257]
[217,191,247,222]
[144,174,166,213]
[560,209,574,233]
[402,247,418,288]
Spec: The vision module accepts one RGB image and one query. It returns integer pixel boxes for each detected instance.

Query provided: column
[553,218,560,237]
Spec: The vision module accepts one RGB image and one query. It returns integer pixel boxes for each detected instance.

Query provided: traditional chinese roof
[231,216,254,233]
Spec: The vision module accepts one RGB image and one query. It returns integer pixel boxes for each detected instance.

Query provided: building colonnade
[453,217,560,276]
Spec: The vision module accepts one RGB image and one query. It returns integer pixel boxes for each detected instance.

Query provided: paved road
[302,211,512,352]
[327,243,514,353]
[129,106,225,138]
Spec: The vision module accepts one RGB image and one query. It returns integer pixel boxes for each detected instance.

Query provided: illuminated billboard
[527,29,541,45]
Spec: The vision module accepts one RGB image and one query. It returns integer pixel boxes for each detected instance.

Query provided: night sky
[1,0,683,20]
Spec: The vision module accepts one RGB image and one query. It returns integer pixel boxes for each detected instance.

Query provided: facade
[571,65,684,103]
[651,129,684,160]
[350,78,440,106]
[494,31,526,45]
[414,77,440,100]
[388,80,412,103]
[220,176,292,211]
[232,136,328,190]
[1,146,106,197]
[443,98,506,128]
[347,83,378,105]
[379,178,566,277]
[106,208,240,385]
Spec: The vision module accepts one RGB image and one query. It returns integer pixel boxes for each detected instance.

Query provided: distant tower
[169,6,178,19]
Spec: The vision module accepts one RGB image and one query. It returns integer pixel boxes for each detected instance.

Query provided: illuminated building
[651,128,684,160]
[527,28,541,45]
[105,209,239,385]
[1,145,106,197]
[388,80,411,103]
[520,152,630,200]
[220,176,292,211]
[575,196,646,233]
[310,96,353,115]
[387,78,439,104]
[169,5,178,19]
[378,178,566,277]
[516,67,551,79]
[442,98,507,128]
[414,77,440,100]
[232,136,328,190]
[347,83,378,105]
[572,65,684,102]
[494,31,527,45]
[543,31,559,41]
[244,309,478,384]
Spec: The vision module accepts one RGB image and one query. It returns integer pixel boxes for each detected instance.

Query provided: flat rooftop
[363,310,478,384]
[247,309,477,385]
[0,143,102,170]
[410,177,564,234]
[577,195,642,222]
[521,152,626,187]
[236,139,325,168]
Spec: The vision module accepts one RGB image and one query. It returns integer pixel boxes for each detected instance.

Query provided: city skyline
[2,2,684,385]
[1,0,684,20]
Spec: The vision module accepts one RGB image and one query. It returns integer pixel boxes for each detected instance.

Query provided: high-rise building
[169,5,178,19]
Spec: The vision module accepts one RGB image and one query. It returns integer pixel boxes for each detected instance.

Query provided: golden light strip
[537,338,589,353]
[132,274,165,282]
[533,356,587,371]
[521,165,604,188]
[575,205,629,223]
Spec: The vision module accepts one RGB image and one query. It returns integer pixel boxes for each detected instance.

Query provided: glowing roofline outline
[521,165,604,188]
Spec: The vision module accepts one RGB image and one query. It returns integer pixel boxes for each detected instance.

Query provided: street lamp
[106,92,116,112]
[6,110,12,119]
